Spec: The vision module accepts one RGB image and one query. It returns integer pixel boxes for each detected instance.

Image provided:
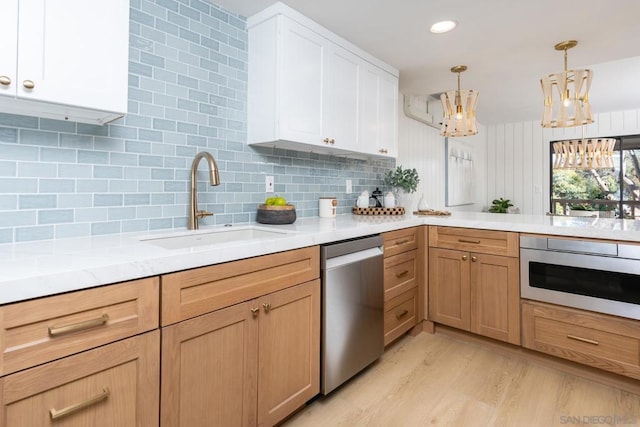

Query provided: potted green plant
[489,197,513,213]
[383,166,420,209]
[383,166,420,194]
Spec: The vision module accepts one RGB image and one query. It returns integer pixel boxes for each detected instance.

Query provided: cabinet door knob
[251,307,259,317]
[471,256,478,262]
[379,148,388,154]
[323,138,330,144]
[330,138,335,145]
[263,303,271,313]
[0,76,11,86]
[23,79,35,89]
[462,255,468,261]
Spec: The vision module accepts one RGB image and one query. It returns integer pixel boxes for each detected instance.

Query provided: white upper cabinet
[360,63,399,157]
[247,2,398,158]
[277,16,327,145]
[324,44,361,153]
[0,0,129,124]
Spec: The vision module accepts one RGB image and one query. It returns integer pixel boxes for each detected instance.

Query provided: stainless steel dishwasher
[320,234,384,394]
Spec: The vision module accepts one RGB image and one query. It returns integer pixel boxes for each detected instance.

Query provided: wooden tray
[352,207,405,216]
[413,209,451,216]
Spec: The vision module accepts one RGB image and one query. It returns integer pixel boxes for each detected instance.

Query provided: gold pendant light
[440,65,479,137]
[541,40,593,128]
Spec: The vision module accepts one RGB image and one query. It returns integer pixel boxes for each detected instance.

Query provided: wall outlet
[265,176,274,193]
[346,179,352,194]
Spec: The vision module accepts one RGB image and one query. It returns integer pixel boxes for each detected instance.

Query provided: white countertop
[1,212,639,305]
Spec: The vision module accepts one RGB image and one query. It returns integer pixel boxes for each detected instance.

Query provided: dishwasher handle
[325,247,383,271]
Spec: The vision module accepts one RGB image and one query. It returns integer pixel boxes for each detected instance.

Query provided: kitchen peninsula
[1,212,639,426]
[1,212,640,303]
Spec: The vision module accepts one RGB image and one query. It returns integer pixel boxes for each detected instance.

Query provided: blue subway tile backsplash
[0,0,393,244]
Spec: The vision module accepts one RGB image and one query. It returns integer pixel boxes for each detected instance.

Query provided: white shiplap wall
[486,109,640,215]
[397,100,488,212]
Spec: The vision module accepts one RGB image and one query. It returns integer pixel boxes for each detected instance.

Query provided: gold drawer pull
[48,314,109,337]
[567,334,599,346]
[462,255,468,261]
[471,256,478,262]
[251,307,259,317]
[0,75,11,86]
[458,239,481,244]
[22,79,35,89]
[395,270,409,278]
[50,387,110,420]
[263,303,271,313]
[395,239,410,245]
[395,309,409,320]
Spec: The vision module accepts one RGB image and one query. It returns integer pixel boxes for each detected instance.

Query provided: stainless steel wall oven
[520,236,640,320]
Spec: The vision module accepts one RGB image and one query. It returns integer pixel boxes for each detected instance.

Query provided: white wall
[486,109,640,215]
[396,100,488,212]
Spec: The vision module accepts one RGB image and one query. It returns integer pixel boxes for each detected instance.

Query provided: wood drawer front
[384,287,417,346]
[0,330,159,427]
[161,246,319,326]
[383,227,418,257]
[0,277,159,376]
[522,302,640,380]
[429,226,518,257]
[383,250,416,301]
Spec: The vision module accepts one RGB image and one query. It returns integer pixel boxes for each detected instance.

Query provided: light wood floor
[285,332,640,426]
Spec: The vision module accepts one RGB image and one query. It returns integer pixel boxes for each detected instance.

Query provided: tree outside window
[551,135,640,218]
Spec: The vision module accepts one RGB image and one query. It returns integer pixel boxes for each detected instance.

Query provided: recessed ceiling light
[430,20,457,34]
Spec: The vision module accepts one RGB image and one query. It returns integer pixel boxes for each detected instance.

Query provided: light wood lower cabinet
[161,279,320,427]
[382,227,420,345]
[522,301,640,380]
[0,330,159,427]
[428,227,520,345]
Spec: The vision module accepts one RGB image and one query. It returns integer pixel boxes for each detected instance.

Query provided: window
[550,135,640,218]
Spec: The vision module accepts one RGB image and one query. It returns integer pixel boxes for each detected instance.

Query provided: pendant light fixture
[440,65,478,137]
[541,40,593,128]
[552,138,615,169]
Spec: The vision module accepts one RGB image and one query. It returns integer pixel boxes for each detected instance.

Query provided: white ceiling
[214,0,640,125]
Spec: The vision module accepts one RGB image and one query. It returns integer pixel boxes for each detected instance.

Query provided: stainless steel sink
[140,225,293,249]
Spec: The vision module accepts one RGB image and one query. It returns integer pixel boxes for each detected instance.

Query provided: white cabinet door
[0,0,18,99]
[360,64,398,157]
[378,70,399,157]
[278,17,327,145]
[324,44,360,152]
[16,0,129,114]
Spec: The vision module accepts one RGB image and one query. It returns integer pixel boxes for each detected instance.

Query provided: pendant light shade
[440,65,479,137]
[541,40,593,128]
[552,138,615,169]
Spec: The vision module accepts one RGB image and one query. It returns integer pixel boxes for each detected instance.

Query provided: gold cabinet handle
[323,138,330,144]
[395,239,409,245]
[0,76,11,86]
[395,309,409,320]
[329,138,335,145]
[458,239,481,244]
[395,270,409,278]
[50,387,110,420]
[567,334,599,346]
[48,314,109,337]
[462,255,468,261]
[22,79,35,89]
[471,256,478,262]
[379,148,388,154]
[263,303,271,313]
[251,307,259,317]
